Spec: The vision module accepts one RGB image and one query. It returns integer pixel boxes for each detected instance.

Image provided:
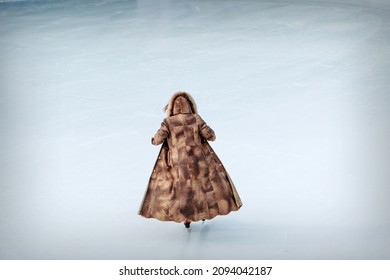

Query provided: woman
[139,92,242,228]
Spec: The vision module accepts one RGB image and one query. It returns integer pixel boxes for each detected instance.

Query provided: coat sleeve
[151,119,169,145]
[198,115,216,141]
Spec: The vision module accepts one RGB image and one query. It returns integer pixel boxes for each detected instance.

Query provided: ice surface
[1,0,390,259]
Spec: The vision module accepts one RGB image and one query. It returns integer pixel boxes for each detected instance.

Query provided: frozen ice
[1,0,390,259]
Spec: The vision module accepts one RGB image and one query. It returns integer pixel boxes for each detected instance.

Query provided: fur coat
[139,92,242,223]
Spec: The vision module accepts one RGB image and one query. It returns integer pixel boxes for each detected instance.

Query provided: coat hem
[138,206,241,223]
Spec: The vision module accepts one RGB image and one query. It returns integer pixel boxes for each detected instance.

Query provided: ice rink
[1,0,390,259]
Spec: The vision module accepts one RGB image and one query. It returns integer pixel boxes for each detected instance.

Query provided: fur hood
[165,91,198,117]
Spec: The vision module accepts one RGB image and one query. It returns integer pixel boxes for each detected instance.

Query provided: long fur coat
[139,92,242,223]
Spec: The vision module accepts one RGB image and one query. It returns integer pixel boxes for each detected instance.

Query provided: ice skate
[184,220,191,228]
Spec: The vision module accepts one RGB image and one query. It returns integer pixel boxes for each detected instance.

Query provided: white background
[1,260,390,280]
[1,0,389,259]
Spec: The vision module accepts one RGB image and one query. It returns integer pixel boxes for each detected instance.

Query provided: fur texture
[165,91,198,117]
[139,92,242,223]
